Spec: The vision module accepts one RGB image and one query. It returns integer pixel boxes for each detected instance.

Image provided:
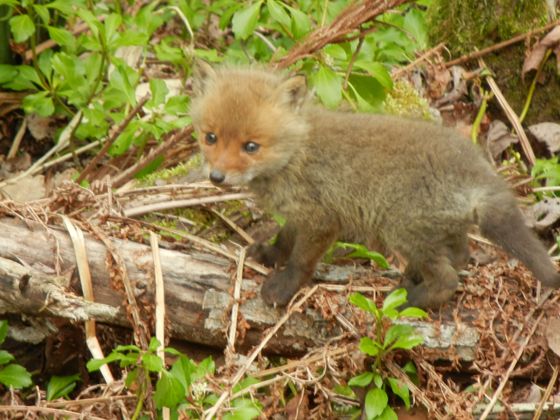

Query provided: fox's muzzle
[209,169,225,185]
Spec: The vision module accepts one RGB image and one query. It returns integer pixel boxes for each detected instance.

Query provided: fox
[189,60,560,309]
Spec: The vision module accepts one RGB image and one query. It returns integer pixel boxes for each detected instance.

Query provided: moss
[383,80,434,121]
[140,154,203,186]
[428,0,548,56]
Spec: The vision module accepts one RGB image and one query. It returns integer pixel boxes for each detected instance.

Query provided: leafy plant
[332,241,389,268]
[87,337,261,419]
[0,321,32,390]
[0,0,190,175]
[337,289,427,419]
[46,373,81,400]
[532,157,560,191]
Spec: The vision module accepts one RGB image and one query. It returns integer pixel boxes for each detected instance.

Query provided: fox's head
[190,61,309,186]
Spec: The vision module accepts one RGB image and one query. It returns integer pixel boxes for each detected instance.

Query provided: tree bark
[0,217,478,358]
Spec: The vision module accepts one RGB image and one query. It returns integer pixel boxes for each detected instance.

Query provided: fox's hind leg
[405,254,459,308]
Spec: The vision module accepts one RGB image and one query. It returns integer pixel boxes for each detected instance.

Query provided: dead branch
[273,0,409,69]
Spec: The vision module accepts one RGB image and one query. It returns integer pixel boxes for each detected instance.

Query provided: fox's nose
[209,169,225,184]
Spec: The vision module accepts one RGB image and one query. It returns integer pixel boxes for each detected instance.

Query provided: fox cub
[190,61,560,308]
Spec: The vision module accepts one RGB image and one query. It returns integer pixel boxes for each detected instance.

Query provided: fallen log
[0,217,479,358]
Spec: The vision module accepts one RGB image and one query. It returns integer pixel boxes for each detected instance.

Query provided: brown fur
[190,62,560,308]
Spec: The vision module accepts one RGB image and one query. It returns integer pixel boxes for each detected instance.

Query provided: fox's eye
[205,132,217,145]
[243,141,260,154]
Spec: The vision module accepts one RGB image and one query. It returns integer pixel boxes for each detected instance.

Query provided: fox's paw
[261,269,302,306]
[248,242,281,267]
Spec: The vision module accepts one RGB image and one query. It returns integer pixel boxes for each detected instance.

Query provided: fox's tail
[476,191,560,288]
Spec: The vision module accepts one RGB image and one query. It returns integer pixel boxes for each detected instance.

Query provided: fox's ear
[278,74,307,110]
[192,60,216,96]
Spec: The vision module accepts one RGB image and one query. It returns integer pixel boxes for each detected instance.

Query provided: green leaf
[354,61,393,90]
[148,79,168,108]
[0,321,8,344]
[377,405,398,420]
[312,65,342,108]
[387,377,410,409]
[104,13,123,48]
[336,242,389,268]
[124,367,139,388]
[47,26,76,50]
[0,350,14,365]
[142,353,164,373]
[23,92,55,117]
[193,356,215,381]
[403,8,428,49]
[364,387,388,419]
[324,44,347,61]
[223,398,261,420]
[164,95,189,115]
[86,352,125,372]
[373,372,383,388]
[148,337,161,352]
[390,333,424,350]
[382,288,407,313]
[267,0,290,28]
[349,292,378,317]
[359,337,380,357]
[46,374,80,401]
[0,65,17,85]
[109,63,138,106]
[232,376,260,393]
[398,307,428,319]
[232,1,262,40]
[154,370,185,409]
[170,356,197,391]
[33,4,50,25]
[46,0,75,16]
[286,5,311,39]
[347,74,386,110]
[384,324,415,348]
[348,371,373,387]
[0,364,32,389]
[9,15,36,43]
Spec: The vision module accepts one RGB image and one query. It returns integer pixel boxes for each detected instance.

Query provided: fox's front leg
[261,226,337,306]
[248,223,296,268]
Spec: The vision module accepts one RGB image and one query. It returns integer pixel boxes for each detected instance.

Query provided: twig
[7,117,26,160]
[150,232,169,420]
[203,285,319,420]
[61,216,114,385]
[273,0,408,69]
[123,192,250,217]
[480,58,536,166]
[343,37,364,90]
[76,95,150,184]
[43,139,103,170]
[111,127,191,189]
[479,311,545,420]
[393,42,445,77]
[210,208,255,245]
[532,365,559,420]
[445,20,560,68]
[45,395,135,408]
[0,406,106,420]
[226,247,247,362]
[0,111,82,189]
